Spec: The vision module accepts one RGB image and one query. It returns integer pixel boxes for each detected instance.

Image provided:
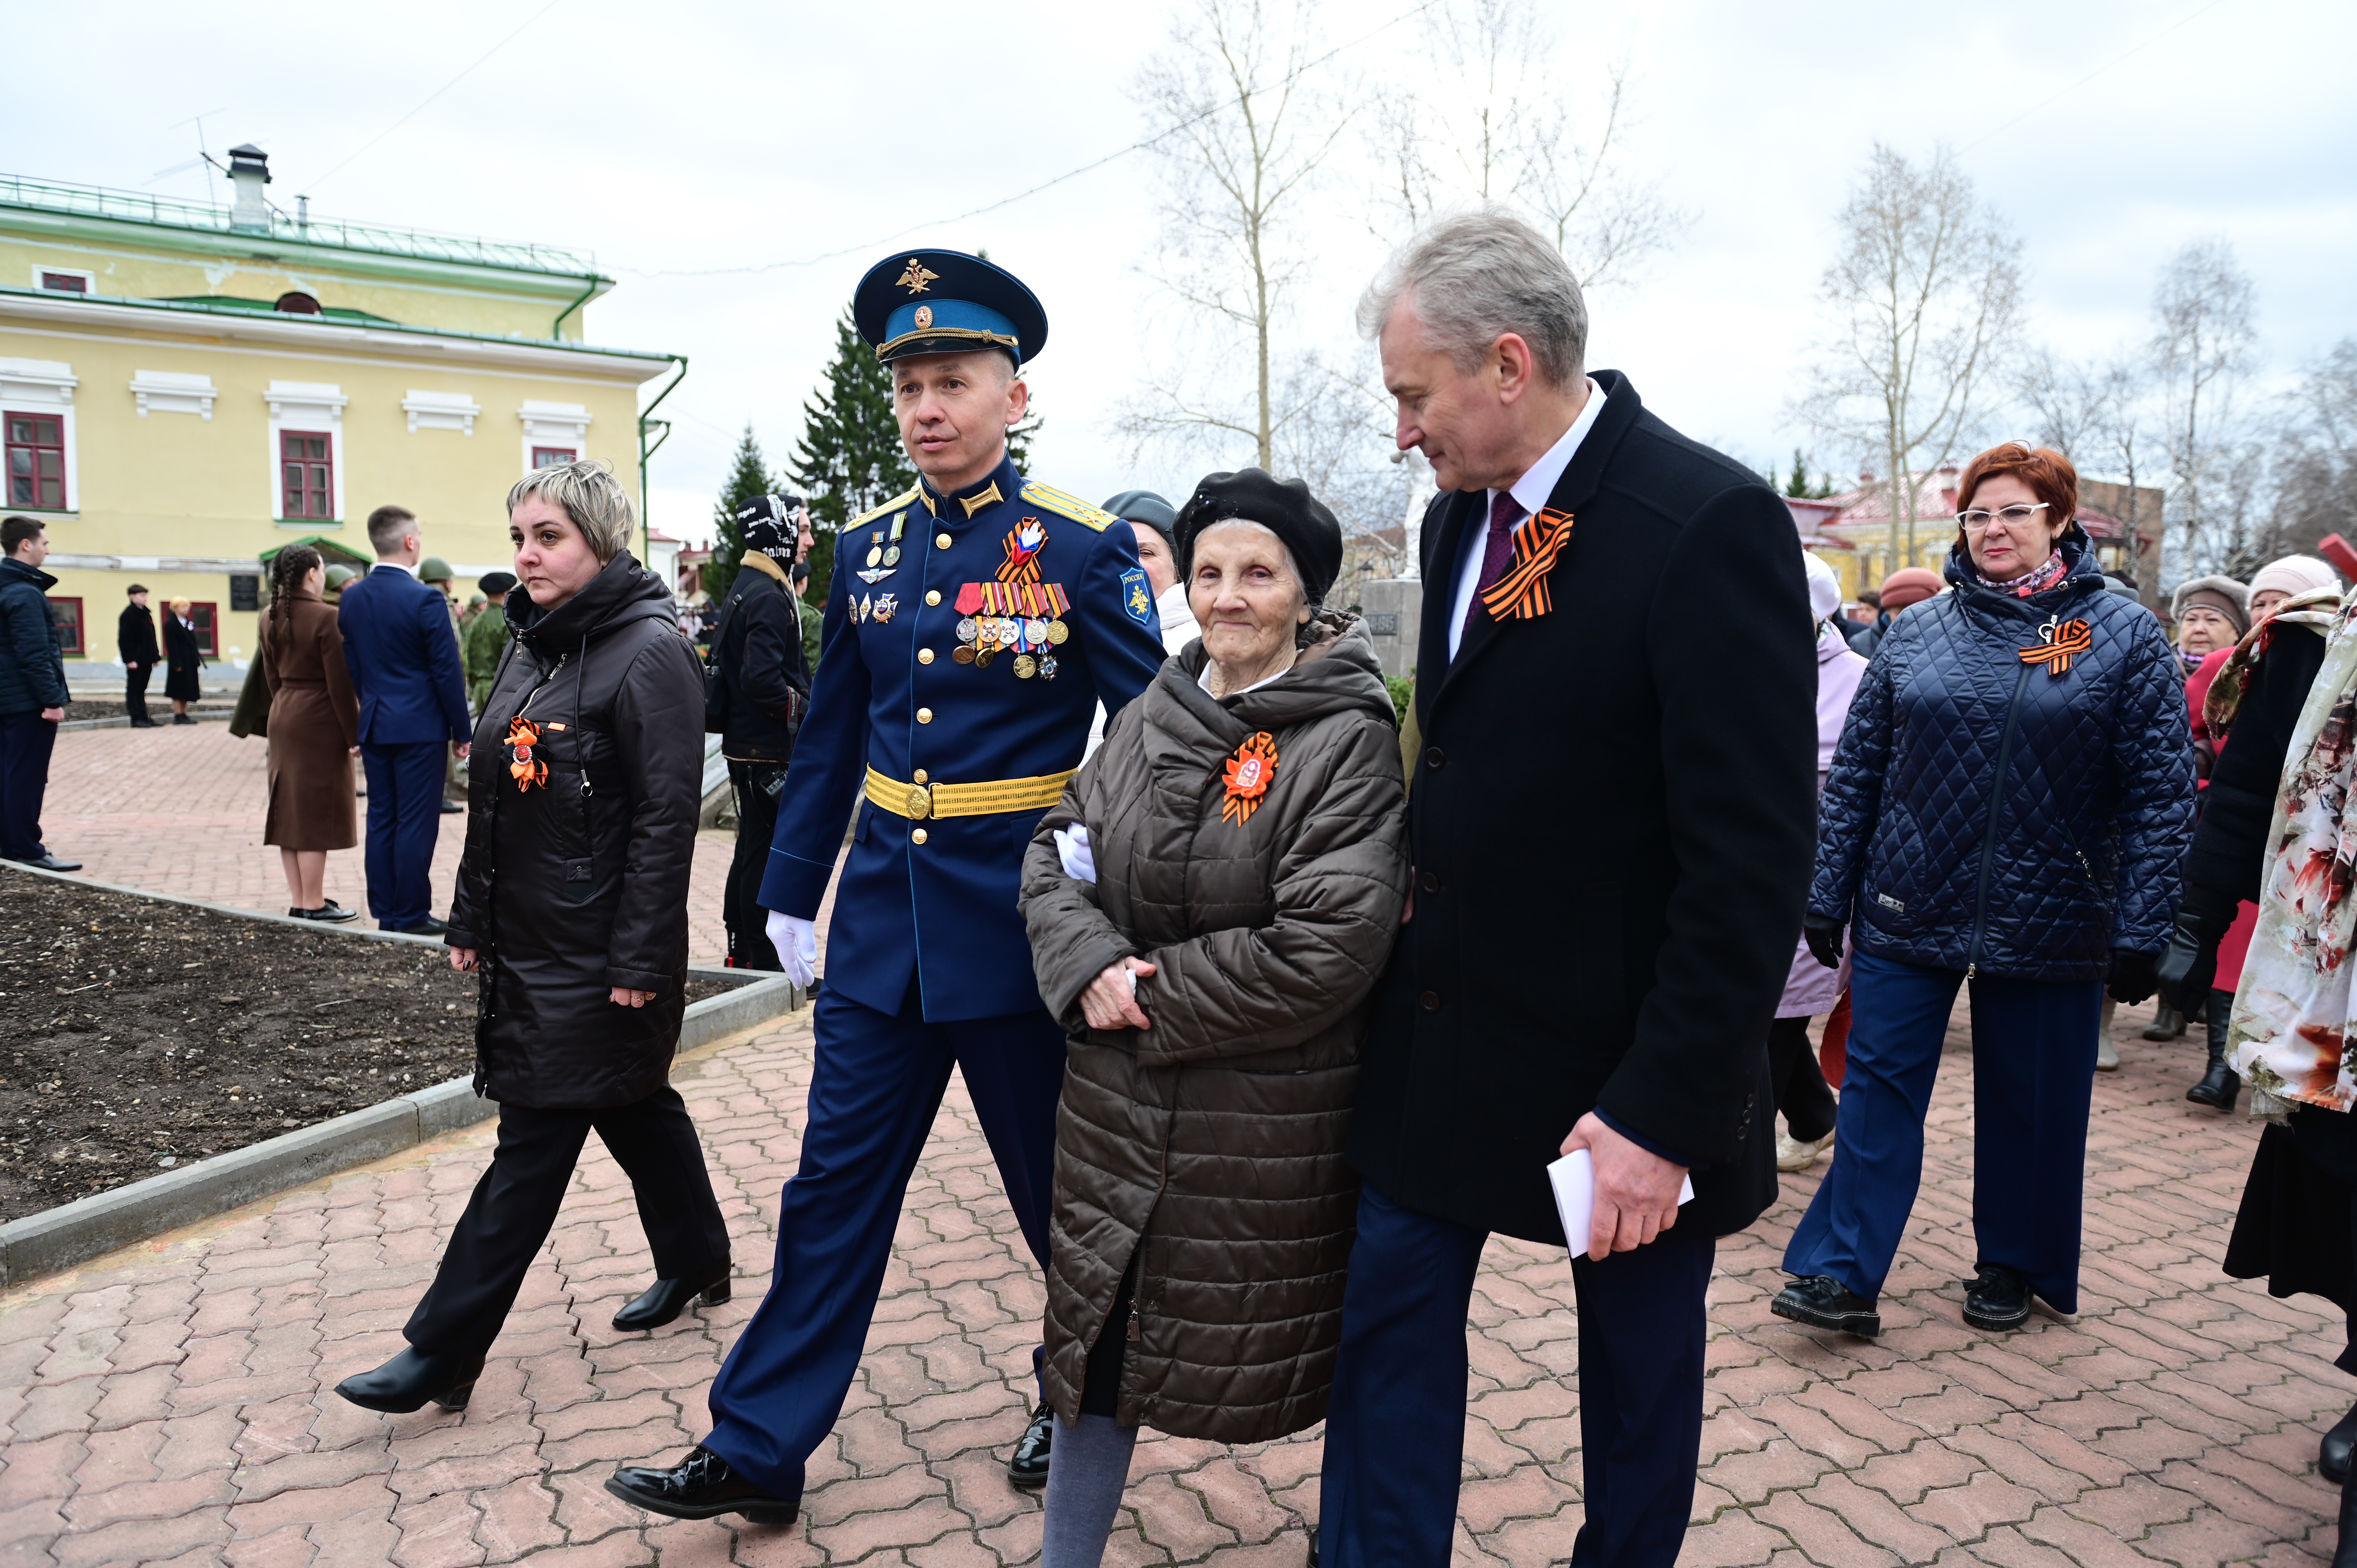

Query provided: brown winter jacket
[1019,612,1410,1442]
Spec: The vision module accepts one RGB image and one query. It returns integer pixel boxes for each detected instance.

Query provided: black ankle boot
[2336,1458,2357,1567]
[2324,1399,2357,1486]
[612,1262,731,1332]
[2186,987,2240,1111]
[334,1347,484,1413]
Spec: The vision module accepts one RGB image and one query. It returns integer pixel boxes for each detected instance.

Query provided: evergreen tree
[791,309,911,612]
[1783,447,1833,499]
[704,425,777,600]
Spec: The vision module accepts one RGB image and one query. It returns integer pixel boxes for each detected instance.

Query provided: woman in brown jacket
[260,544,361,921]
[1018,470,1409,1568]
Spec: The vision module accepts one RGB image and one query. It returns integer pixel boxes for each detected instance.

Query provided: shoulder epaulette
[847,486,923,531]
[1019,480,1115,532]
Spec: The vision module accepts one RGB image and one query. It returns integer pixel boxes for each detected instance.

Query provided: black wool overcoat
[1350,370,1819,1245]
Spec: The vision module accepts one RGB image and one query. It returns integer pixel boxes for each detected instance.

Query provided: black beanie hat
[737,493,806,561]
[1173,468,1342,605]
[1101,489,1178,552]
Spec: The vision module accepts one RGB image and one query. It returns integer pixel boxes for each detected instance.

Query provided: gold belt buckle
[904,782,933,819]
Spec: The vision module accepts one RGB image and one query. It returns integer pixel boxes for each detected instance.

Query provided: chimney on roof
[1859,469,1875,483]
[227,145,271,233]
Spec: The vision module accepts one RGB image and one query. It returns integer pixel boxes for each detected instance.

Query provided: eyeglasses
[1956,503,2050,532]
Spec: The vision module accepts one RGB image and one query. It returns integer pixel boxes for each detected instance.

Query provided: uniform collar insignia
[958,482,1004,518]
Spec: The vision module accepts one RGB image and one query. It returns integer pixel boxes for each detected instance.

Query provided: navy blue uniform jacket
[760,456,1167,1021]
[336,563,472,747]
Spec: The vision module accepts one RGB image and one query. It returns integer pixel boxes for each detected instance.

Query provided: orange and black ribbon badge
[505,715,548,792]
[1220,732,1281,826]
[2019,614,2094,677]
[1478,507,1576,623]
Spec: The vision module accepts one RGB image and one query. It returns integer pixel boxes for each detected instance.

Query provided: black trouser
[0,709,58,861]
[1768,1014,1838,1143]
[124,664,151,725]
[405,1086,730,1360]
[725,759,788,970]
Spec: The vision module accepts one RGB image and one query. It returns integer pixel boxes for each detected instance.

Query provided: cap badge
[912,305,934,329]
[896,258,940,294]
[1221,733,1280,826]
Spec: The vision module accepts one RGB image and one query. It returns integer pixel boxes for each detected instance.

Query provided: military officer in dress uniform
[608,251,1168,1527]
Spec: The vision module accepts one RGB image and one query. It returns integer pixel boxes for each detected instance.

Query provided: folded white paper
[1547,1148,1696,1256]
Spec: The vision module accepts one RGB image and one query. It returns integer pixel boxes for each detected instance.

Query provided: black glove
[1802,911,1846,970]
[2155,909,2220,1014]
[2106,946,2161,1006]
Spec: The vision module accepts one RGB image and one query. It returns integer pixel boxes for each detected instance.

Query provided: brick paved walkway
[0,991,2343,1565]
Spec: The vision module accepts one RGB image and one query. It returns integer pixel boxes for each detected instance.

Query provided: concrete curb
[0,862,804,1287]
[57,711,233,733]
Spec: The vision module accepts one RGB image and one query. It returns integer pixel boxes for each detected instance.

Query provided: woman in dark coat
[1017,470,1410,1568]
[161,597,204,721]
[1775,443,2195,1340]
[258,544,360,921]
[334,459,731,1416]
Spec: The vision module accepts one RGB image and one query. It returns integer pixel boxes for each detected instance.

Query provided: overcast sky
[11,0,2352,544]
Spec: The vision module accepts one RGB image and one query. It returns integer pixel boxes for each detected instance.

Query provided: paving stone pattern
[0,980,2345,1563]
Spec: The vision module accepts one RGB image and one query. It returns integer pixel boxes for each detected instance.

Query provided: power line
[304,0,564,192]
[616,0,1444,280]
[1961,0,2238,154]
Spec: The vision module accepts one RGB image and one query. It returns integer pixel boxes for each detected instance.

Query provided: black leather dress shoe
[2323,1400,2357,1485]
[11,853,82,872]
[1962,1263,2032,1332]
[613,1263,731,1331]
[1770,1275,1882,1337]
[440,799,464,814]
[334,1347,484,1413]
[1007,1400,1054,1490]
[607,1445,798,1524]
[386,916,449,936]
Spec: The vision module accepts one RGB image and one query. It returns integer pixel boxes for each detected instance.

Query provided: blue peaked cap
[852,249,1049,366]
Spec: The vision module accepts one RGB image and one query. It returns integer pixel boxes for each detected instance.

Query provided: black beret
[1101,489,1178,548]
[1173,469,1343,605]
[477,570,518,596]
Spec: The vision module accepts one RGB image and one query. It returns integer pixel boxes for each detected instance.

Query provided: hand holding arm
[1079,958,1156,1031]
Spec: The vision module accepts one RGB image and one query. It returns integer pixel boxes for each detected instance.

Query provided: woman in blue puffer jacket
[1771,443,2194,1340]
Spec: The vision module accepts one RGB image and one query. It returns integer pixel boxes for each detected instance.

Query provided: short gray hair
[507,458,635,563]
[1356,205,1587,386]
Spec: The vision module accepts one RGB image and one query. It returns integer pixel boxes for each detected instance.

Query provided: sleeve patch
[1019,480,1116,532]
[1120,568,1155,626]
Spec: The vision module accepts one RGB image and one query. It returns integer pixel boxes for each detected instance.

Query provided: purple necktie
[1459,491,1523,646]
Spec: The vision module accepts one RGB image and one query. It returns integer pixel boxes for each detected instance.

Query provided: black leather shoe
[607,1445,798,1524]
[2324,1400,2357,1486]
[11,853,82,872]
[386,916,449,936]
[440,799,464,814]
[1007,1400,1054,1490]
[1963,1264,2032,1332]
[171,714,198,725]
[130,718,161,728]
[1770,1275,1881,1337]
[613,1263,731,1331]
[2336,1458,2357,1568]
[334,1347,484,1413]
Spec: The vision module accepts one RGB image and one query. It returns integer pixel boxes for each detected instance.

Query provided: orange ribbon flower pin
[1479,507,1576,623]
[1221,732,1281,825]
[2018,615,2093,677]
[505,715,548,792]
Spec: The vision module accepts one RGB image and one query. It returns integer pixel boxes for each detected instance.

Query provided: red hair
[1958,442,2078,530]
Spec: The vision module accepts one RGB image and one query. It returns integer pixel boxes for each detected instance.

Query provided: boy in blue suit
[336,504,474,933]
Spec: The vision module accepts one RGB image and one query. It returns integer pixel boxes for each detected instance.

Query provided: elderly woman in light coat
[1018,468,1410,1568]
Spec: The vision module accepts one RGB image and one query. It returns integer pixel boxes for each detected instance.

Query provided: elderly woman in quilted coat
[1770,442,2194,1344]
[1018,469,1408,1568]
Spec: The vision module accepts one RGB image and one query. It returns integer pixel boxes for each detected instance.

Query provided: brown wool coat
[1019,613,1410,1443]
[260,590,360,851]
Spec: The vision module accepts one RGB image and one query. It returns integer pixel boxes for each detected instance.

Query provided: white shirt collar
[374,560,420,577]
[1493,378,1606,519]
[1198,661,1288,698]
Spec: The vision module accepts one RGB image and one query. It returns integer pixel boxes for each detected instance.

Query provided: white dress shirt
[372,560,421,578]
[1445,379,1606,660]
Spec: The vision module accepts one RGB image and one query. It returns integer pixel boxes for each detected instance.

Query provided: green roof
[158,295,400,325]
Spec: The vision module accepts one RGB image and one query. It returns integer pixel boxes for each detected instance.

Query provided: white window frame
[401,390,481,436]
[30,267,96,295]
[265,381,348,524]
[0,357,80,516]
[519,401,591,473]
[130,370,217,420]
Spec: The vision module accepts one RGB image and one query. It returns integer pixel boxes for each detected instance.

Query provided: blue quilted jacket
[1810,539,2194,981]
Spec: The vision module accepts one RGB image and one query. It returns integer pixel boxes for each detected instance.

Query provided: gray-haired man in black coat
[1319,210,1818,1567]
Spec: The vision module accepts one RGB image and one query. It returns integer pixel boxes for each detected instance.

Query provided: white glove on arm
[1054,823,1097,885]
[764,911,819,989]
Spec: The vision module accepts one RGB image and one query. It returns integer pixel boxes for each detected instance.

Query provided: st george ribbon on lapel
[1479,507,1576,623]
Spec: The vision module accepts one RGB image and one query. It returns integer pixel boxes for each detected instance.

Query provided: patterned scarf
[1973,553,2070,599]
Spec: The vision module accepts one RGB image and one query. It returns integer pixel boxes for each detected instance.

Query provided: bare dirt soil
[0,872,737,1223]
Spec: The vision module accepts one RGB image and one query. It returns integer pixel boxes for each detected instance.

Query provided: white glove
[1054,824,1097,885]
[765,911,819,989]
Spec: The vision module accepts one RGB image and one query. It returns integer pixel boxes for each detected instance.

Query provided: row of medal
[955,613,1067,678]
[849,593,898,624]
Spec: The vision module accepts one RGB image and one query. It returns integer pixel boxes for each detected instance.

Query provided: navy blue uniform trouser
[0,709,58,861]
[404,1086,729,1361]
[704,980,1065,1497]
[1783,950,2103,1311]
[1319,1179,1716,1568]
[360,741,447,927]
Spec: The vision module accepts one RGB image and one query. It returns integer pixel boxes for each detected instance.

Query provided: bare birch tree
[1122,0,1350,471]
[2152,237,2260,574]
[2017,345,2161,581]
[1802,143,2022,571]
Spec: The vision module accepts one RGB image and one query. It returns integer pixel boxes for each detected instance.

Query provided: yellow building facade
[0,150,679,670]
